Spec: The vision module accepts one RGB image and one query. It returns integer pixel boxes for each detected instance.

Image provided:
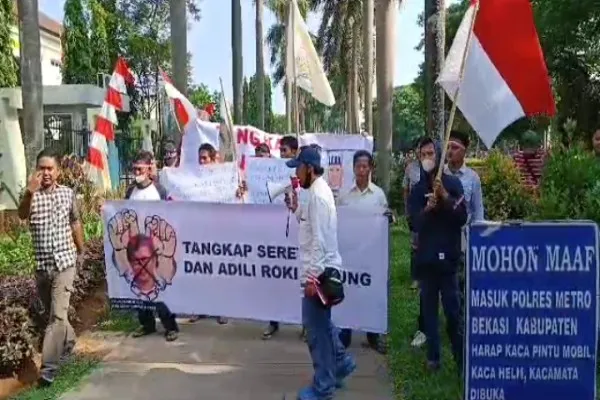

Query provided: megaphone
[266,176,299,203]
[266,181,292,203]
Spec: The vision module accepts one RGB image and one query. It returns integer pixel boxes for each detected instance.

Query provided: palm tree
[362,0,374,135]
[170,0,188,145]
[311,0,363,133]
[375,0,396,195]
[255,0,265,129]
[17,0,44,173]
[232,0,243,124]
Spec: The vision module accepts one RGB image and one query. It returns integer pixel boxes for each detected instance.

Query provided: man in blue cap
[285,146,356,400]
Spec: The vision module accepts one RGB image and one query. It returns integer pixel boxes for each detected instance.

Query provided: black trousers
[138,302,178,333]
[338,328,379,348]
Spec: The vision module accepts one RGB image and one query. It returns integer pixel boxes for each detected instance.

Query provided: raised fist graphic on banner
[107,209,178,301]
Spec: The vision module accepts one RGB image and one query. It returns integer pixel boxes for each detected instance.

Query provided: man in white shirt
[337,150,389,354]
[125,151,179,342]
[286,146,356,400]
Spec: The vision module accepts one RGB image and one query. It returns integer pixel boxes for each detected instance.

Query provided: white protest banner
[179,120,220,168]
[235,125,283,158]
[160,162,239,203]
[103,201,389,333]
[299,134,374,198]
[244,158,294,204]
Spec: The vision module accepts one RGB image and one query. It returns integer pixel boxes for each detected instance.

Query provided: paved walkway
[62,320,394,400]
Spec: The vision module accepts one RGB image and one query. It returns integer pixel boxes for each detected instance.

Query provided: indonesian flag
[160,70,197,130]
[438,0,555,149]
[87,57,133,190]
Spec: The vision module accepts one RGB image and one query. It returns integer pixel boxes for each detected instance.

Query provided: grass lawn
[9,356,98,400]
[388,225,462,400]
[97,309,139,333]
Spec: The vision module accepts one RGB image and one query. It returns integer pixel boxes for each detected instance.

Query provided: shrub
[0,304,37,377]
[389,155,407,213]
[0,234,36,277]
[480,150,535,220]
[535,147,600,223]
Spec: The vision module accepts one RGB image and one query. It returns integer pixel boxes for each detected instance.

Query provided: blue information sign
[466,222,599,400]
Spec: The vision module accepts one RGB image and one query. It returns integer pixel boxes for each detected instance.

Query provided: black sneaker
[262,324,279,340]
[165,330,178,342]
[131,326,156,338]
[37,376,53,388]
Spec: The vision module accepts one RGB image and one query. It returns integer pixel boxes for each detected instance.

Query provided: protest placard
[244,158,294,204]
[103,201,389,333]
[466,222,599,400]
[160,162,239,203]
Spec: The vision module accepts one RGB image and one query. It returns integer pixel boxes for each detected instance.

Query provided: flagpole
[218,79,244,200]
[436,1,480,180]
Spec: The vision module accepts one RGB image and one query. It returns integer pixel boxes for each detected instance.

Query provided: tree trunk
[255,0,265,129]
[232,0,243,124]
[17,0,43,174]
[351,18,361,133]
[363,0,374,136]
[375,0,395,195]
[424,0,445,139]
[170,0,187,145]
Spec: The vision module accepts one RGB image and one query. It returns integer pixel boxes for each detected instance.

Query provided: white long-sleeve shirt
[294,177,342,284]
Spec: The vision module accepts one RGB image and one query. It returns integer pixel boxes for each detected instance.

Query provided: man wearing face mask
[162,140,179,168]
[285,146,356,400]
[125,151,179,342]
[408,137,467,373]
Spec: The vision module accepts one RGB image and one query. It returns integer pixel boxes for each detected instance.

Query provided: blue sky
[39,0,456,114]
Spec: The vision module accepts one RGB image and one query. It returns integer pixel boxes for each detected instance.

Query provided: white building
[11,11,63,86]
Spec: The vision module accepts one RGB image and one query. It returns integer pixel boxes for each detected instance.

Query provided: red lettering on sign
[237,128,250,145]
[250,131,261,146]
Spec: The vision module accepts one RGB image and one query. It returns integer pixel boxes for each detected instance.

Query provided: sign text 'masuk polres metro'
[466,222,599,400]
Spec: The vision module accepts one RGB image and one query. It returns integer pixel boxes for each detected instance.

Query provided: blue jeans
[302,296,349,398]
[420,271,463,370]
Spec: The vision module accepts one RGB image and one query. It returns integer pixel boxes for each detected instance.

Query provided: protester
[445,131,484,221]
[254,143,271,158]
[512,130,546,188]
[261,136,298,340]
[403,142,422,289]
[162,140,179,168]
[198,143,218,165]
[408,138,466,373]
[403,140,427,349]
[190,142,246,324]
[337,150,389,354]
[593,128,600,158]
[280,135,299,159]
[285,146,356,399]
[123,151,180,342]
[17,149,84,386]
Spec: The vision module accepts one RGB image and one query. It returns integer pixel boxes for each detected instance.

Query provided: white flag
[285,0,335,106]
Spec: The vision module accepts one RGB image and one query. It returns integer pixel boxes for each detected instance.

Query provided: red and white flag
[87,57,134,190]
[438,0,555,148]
[160,71,198,130]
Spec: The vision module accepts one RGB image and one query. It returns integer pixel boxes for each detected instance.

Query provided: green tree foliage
[62,0,94,84]
[189,83,215,108]
[0,0,18,88]
[97,0,120,68]
[392,84,425,151]
[89,0,110,76]
[244,74,274,131]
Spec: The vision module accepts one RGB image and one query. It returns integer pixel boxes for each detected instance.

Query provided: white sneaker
[411,330,427,347]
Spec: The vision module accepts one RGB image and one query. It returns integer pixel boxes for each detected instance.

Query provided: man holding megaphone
[285,145,356,400]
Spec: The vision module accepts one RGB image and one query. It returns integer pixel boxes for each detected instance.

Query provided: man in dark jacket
[408,137,467,372]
